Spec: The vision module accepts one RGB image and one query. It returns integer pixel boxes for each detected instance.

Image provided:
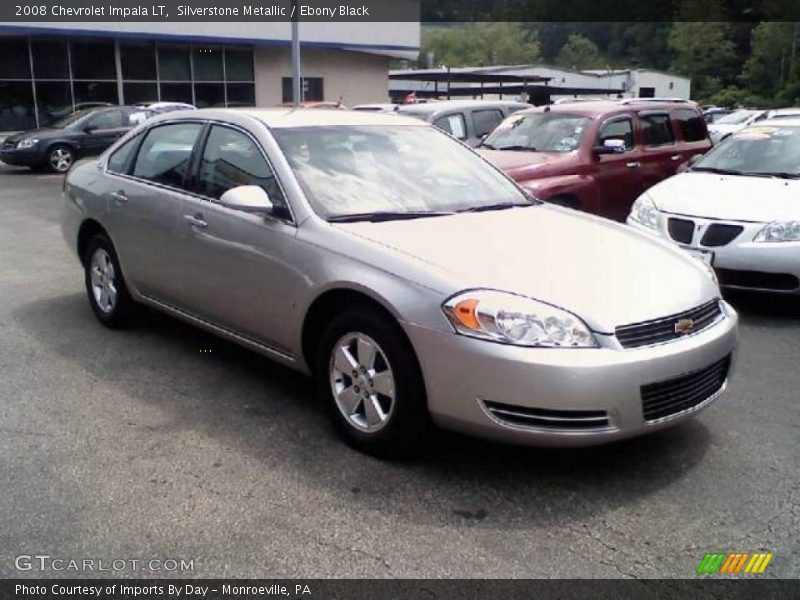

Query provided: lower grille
[716,268,800,292]
[700,223,744,247]
[616,299,723,348]
[483,400,610,430]
[641,355,730,422]
[668,218,694,244]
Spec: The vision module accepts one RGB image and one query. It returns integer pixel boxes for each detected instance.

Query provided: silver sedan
[61,108,738,455]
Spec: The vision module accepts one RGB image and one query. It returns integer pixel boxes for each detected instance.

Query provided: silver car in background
[61,108,738,455]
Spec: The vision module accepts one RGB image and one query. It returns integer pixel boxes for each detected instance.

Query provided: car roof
[747,118,800,127]
[514,100,699,118]
[148,107,427,129]
[397,100,530,114]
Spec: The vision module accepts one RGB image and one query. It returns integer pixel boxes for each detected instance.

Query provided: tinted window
[674,109,707,142]
[158,46,190,80]
[281,77,324,103]
[35,81,72,127]
[640,113,675,146]
[107,136,140,174]
[133,123,202,188]
[598,118,634,150]
[123,108,153,127]
[87,110,123,130]
[472,109,504,137]
[120,42,156,80]
[197,125,286,214]
[434,113,467,139]
[0,39,31,79]
[225,49,254,81]
[71,40,116,79]
[192,46,223,81]
[31,39,69,79]
[194,83,224,108]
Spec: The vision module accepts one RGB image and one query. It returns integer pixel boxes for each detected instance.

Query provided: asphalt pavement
[0,164,797,579]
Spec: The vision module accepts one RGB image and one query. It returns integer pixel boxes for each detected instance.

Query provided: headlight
[17,138,38,149]
[753,221,800,242]
[442,290,598,348]
[628,193,660,230]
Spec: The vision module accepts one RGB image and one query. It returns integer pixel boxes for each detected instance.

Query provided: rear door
[105,121,205,303]
[637,110,680,191]
[470,108,505,146]
[80,109,125,155]
[592,115,643,220]
[672,107,712,165]
[433,112,468,143]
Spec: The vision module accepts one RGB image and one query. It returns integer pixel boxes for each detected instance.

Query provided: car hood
[707,124,742,135]
[478,149,574,180]
[3,128,61,143]
[648,172,800,222]
[336,206,716,333]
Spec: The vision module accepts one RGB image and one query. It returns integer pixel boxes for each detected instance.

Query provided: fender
[517,174,600,211]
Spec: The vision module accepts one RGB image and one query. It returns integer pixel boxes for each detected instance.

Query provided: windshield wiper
[459,201,535,213]
[691,166,745,176]
[743,171,800,179]
[492,144,538,152]
[327,210,456,223]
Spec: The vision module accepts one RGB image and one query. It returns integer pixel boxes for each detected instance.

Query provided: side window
[673,108,707,142]
[86,110,123,130]
[196,125,288,217]
[472,109,504,137]
[639,113,675,146]
[132,122,202,188]
[107,135,140,174]
[598,118,635,150]
[434,113,467,140]
[124,108,152,127]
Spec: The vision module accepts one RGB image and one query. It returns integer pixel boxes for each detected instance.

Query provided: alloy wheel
[49,147,73,172]
[89,248,117,314]
[329,332,396,433]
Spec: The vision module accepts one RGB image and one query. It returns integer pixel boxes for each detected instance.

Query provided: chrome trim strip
[643,379,727,426]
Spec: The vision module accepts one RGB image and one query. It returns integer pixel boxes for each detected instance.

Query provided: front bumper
[628,216,800,294]
[0,146,44,167]
[405,305,738,447]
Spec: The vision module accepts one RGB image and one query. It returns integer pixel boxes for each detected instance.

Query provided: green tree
[669,22,738,101]
[741,22,798,103]
[420,23,540,67]
[555,33,605,70]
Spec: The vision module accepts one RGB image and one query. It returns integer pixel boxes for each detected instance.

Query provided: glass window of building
[121,42,157,81]
[160,82,193,104]
[123,82,158,105]
[31,39,69,79]
[158,46,191,81]
[0,39,32,79]
[35,81,73,126]
[73,81,118,105]
[193,46,223,81]
[224,48,254,82]
[0,82,36,130]
[70,40,116,80]
[226,83,255,107]
[194,83,224,108]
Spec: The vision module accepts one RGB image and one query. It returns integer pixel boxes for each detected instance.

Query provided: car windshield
[50,108,96,129]
[693,125,800,177]
[272,125,531,220]
[714,109,758,125]
[482,112,591,152]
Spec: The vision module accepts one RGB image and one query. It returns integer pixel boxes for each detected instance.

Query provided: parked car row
[0,102,196,172]
[61,106,738,456]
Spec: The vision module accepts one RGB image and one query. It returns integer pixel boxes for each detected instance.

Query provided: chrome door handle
[109,190,128,204]
[671,154,683,161]
[626,161,640,168]
[184,214,207,229]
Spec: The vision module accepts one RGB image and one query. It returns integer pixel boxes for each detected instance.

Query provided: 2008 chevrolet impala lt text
[60,108,739,455]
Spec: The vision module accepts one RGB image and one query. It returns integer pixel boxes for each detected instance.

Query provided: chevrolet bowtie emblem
[675,318,695,335]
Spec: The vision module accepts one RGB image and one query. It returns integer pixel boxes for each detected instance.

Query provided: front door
[592,115,643,220]
[80,110,127,156]
[174,124,303,354]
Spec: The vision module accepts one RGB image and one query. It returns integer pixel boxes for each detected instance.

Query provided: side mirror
[219,185,274,214]
[593,138,626,155]
[83,125,97,134]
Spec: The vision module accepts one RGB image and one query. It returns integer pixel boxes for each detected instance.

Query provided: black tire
[45,144,75,173]
[83,234,134,328]
[316,306,430,457]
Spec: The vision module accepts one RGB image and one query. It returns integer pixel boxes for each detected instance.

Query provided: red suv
[478,100,711,221]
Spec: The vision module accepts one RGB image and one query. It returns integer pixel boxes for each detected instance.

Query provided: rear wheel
[317,307,430,456]
[46,144,74,173]
[83,234,134,328]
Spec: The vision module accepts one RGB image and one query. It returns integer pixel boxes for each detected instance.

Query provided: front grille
[483,401,610,430]
[700,223,744,247]
[641,355,730,422]
[2,140,16,149]
[668,217,694,244]
[616,299,723,349]
[716,268,800,292]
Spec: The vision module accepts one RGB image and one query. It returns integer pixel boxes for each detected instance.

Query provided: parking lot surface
[0,164,798,579]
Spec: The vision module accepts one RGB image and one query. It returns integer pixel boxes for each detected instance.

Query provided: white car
[628,119,800,294]
[708,108,800,143]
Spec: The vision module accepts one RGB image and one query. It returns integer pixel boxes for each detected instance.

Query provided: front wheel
[46,144,74,173]
[317,307,430,456]
[83,234,134,328]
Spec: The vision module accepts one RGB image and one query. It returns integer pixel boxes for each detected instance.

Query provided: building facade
[0,20,420,130]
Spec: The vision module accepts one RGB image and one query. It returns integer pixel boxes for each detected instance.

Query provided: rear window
[433,113,467,139]
[132,122,202,188]
[472,109,504,137]
[673,109,706,142]
[640,113,675,146]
